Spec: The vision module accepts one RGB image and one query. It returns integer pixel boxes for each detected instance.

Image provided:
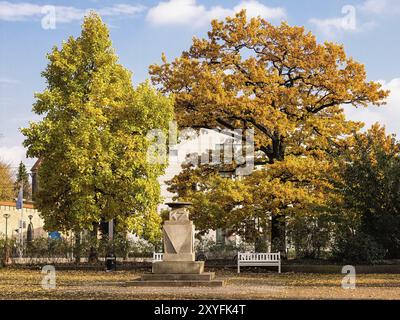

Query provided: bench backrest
[153,252,163,261]
[238,252,280,261]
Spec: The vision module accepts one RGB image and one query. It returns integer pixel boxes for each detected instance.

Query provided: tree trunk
[271,215,286,258]
[88,223,99,263]
[254,235,268,252]
[269,133,287,257]
[74,230,81,264]
[254,219,269,252]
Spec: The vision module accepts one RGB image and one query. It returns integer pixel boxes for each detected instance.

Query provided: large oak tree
[150,11,388,253]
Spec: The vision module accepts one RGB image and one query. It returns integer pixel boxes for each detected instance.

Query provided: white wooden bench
[237,252,281,273]
[153,252,163,262]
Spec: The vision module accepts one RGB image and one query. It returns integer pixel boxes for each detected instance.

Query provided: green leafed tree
[14,161,31,200]
[21,13,174,246]
[334,124,400,260]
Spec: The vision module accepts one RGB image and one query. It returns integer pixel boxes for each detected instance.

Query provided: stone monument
[128,202,224,287]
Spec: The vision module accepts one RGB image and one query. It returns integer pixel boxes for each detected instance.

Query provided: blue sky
[0,0,399,169]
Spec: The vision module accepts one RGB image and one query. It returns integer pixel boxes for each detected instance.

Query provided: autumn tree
[0,161,14,201]
[150,11,388,253]
[21,13,174,257]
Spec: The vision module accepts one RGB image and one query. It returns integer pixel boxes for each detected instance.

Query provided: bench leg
[278,263,281,273]
[238,263,240,274]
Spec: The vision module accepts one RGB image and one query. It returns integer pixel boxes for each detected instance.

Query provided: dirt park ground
[1,268,400,300]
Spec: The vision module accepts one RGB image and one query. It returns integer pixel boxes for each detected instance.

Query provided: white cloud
[309,5,358,37]
[98,4,146,17]
[310,1,400,37]
[359,0,400,15]
[0,1,41,21]
[0,1,145,23]
[0,77,19,85]
[0,145,28,167]
[146,0,210,26]
[309,17,351,35]
[233,0,285,20]
[345,78,400,137]
[360,0,388,14]
[146,0,286,27]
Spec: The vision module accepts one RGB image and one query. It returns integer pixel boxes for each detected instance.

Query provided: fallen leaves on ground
[0,269,399,300]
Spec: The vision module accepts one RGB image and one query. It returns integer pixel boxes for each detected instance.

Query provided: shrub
[332,232,386,264]
[0,237,15,267]
[128,238,161,258]
[195,237,252,260]
[25,237,74,258]
[287,215,334,259]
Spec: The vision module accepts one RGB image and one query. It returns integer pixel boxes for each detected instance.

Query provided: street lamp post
[3,213,11,265]
[4,213,10,240]
[16,183,24,258]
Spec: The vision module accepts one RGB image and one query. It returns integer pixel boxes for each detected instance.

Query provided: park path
[1,269,400,299]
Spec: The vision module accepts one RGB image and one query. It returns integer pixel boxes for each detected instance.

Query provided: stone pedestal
[127,202,224,287]
[152,261,204,274]
[162,212,195,262]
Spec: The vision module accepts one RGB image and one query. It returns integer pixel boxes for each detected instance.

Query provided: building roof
[31,158,42,172]
[0,201,36,209]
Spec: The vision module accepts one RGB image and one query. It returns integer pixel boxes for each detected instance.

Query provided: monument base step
[141,272,215,281]
[125,279,225,287]
[152,261,204,274]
